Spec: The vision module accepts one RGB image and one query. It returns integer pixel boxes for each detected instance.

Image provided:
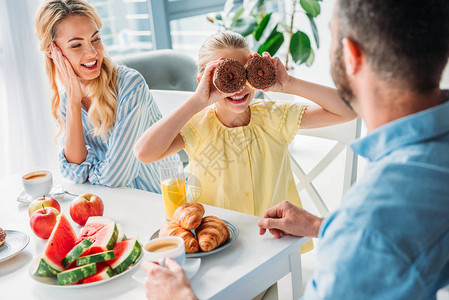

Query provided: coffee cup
[22,170,53,199]
[143,236,185,267]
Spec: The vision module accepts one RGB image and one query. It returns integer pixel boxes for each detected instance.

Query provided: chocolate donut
[0,228,6,247]
[213,59,246,93]
[246,56,276,90]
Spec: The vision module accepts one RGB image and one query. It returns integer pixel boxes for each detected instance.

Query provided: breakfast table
[0,171,309,300]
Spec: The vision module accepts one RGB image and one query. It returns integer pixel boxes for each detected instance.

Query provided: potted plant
[207,0,322,68]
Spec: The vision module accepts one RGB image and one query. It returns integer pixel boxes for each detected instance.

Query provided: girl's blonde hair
[35,0,118,137]
[197,31,250,75]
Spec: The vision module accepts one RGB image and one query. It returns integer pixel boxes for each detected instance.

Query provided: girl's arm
[51,42,88,164]
[282,77,356,128]
[258,53,357,129]
[134,60,233,163]
[133,97,200,164]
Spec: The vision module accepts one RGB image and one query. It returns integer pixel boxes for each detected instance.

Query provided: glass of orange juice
[159,161,187,220]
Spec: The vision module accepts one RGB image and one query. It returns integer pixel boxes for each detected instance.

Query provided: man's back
[304,96,449,299]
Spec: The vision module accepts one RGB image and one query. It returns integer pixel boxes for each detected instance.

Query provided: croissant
[173,202,205,230]
[196,216,230,252]
[159,222,199,253]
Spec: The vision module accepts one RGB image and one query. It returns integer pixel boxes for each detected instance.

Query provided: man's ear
[342,37,363,75]
[197,75,201,83]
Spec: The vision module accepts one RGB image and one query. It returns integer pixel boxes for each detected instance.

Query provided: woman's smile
[81,59,99,71]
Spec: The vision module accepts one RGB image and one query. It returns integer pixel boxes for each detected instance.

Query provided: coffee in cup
[144,236,185,267]
[22,170,53,198]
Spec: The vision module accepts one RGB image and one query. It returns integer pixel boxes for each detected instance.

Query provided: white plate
[0,230,30,262]
[151,220,239,258]
[29,251,143,288]
[132,257,201,285]
[17,184,67,203]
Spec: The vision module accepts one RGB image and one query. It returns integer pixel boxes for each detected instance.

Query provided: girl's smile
[226,93,249,104]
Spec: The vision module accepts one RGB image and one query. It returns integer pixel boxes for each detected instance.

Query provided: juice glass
[159,161,187,220]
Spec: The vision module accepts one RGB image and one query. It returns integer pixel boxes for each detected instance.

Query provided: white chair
[290,118,362,217]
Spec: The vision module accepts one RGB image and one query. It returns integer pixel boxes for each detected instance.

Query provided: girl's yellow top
[180,100,313,252]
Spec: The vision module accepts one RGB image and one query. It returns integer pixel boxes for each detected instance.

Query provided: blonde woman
[35,0,177,192]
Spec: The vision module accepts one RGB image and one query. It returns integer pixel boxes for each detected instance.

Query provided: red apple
[30,205,60,239]
[28,196,61,217]
[70,193,104,225]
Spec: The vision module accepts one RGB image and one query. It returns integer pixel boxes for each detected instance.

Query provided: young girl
[35,0,177,192]
[134,31,355,237]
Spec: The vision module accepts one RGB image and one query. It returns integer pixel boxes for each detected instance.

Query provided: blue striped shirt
[58,65,178,193]
[303,93,449,299]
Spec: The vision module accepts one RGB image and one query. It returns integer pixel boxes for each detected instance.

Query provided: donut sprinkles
[246,56,277,90]
[213,59,246,93]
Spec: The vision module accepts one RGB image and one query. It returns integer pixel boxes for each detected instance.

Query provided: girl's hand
[193,59,235,108]
[248,52,291,93]
[50,42,83,105]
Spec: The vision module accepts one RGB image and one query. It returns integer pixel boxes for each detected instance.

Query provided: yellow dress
[180,100,313,252]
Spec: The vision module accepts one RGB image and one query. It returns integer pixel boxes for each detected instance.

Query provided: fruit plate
[0,230,30,262]
[28,251,143,288]
[150,220,239,258]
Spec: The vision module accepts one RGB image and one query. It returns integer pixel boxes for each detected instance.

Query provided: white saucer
[17,184,67,203]
[132,257,201,284]
[0,230,30,262]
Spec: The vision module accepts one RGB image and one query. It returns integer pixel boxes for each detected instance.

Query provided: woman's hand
[193,59,235,109]
[248,52,291,93]
[50,42,83,105]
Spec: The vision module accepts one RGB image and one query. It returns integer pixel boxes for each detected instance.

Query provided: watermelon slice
[62,239,93,268]
[78,216,114,240]
[79,263,114,284]
[78,216,118,254]
[107,238,142,274]
[57,263,96,285]
[33,214,77,277]
[76,250,115,266]
[116,223,127,241]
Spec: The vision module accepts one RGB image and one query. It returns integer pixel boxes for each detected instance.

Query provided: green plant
[207,0,322,68]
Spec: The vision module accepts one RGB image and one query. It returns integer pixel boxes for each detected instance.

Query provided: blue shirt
[58,65,177,193]
[304,92,449,299]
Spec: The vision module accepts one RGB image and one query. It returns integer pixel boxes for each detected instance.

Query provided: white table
[0,172,308,300]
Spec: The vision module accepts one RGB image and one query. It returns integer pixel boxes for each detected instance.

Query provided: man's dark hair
[337,0,449,93]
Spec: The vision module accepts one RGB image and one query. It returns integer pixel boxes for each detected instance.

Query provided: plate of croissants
[152,202,239,258]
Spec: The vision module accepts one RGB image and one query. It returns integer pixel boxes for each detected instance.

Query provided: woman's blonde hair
[35,0,118,137]
[197,31,250,75]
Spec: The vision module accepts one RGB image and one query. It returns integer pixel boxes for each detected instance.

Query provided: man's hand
[258,201,323,239]
[142,258,198,300]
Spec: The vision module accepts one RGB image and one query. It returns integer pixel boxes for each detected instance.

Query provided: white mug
[22,170,53,199]
[133,236,186,285]
[143,236,185,267]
